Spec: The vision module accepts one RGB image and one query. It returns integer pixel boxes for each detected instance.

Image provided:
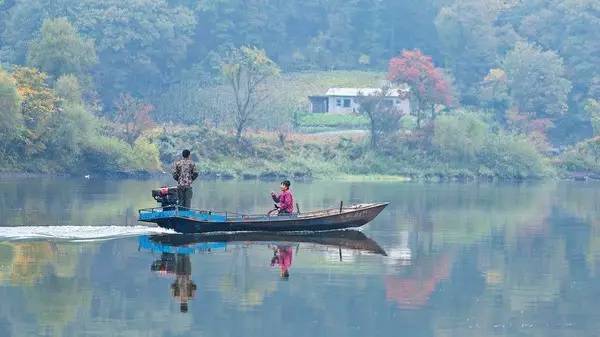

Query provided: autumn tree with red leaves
[387,49,454,128]
[114,93,155,146]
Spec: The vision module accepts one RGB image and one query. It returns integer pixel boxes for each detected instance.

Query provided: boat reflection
[143,230,387,256]
[139,230,387,312]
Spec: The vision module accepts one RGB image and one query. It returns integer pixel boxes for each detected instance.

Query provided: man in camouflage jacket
[172,149,199,208]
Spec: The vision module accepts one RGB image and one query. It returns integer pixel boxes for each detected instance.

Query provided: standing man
[172,149,198,208]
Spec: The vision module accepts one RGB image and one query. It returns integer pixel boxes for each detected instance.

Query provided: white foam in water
[0,225,176,242]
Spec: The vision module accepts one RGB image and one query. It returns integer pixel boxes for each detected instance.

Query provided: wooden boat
[138,202,389,233]
[142,230,387,256]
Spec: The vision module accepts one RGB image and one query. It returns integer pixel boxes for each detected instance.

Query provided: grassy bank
[152,124,553,180]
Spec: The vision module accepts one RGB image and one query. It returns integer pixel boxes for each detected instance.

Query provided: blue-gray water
[1,178,599,337]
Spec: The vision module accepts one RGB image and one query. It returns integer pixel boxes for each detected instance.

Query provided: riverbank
[153,125,558,180]
[3,125,599,182]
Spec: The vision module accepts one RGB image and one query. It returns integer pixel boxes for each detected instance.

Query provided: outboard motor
[152,186,178,207]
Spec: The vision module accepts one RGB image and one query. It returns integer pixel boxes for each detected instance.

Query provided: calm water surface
[1,177,599,337]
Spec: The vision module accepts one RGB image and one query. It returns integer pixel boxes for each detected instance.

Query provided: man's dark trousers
[178,186,193,208]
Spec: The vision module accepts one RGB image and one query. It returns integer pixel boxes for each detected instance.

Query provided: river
[0,177,599,336]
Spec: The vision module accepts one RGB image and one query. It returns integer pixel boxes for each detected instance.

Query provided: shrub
[299,113,369,128]
[81,134,161,173]
[81,135,134,172]
[480,132,549,178]
[433,112,488,160]
[558,137,600,173]
[132,137,161,172]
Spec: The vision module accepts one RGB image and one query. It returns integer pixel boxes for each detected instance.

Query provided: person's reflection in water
[151,253,197,313]
[271,245,293,279]
[171,254,197,312]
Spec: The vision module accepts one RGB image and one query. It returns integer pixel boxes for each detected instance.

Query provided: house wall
[327,96,410,115]
[309,97,328,113]
[328,96,357,114]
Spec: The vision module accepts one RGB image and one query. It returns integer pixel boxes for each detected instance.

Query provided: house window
[336,99,342,107]
[343,99,351,108]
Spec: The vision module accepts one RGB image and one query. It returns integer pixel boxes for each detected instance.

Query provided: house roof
[325,86,410,97]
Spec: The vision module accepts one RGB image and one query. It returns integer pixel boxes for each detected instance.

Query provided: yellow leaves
[221,45,280,79]
[484,68,507,83]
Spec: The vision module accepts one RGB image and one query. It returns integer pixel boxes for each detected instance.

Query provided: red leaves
[388,49,453,107]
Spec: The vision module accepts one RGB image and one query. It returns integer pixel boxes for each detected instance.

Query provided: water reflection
[151,254,197,313]
[2,180,600,337]
[270,245,293,279]
[140,231,387,312]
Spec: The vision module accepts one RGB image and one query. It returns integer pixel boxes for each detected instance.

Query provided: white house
[308,87,410,115]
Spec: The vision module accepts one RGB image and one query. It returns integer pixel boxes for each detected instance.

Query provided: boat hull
[140,202,388,233]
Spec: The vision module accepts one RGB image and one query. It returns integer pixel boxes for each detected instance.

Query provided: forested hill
[0,0,598,178]
[1,0,597,106]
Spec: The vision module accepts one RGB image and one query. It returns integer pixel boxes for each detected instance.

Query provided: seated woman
[270,180,294,215]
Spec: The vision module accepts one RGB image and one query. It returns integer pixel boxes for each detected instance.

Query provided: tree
[387,49,454,128]
[12,67,59,155]
[220,46,280,143]
[434,0,504,97]
[512,0,600,98]
[0,67,22,156]
[1,0,196,105]
[356,87,404,149]
[27,17,97,79]
[584,99,600,137]
[114,93,155,146]
[478,68,511,122]
[55,74,83,105]
[502,42,572,118]
[71,0,196,103]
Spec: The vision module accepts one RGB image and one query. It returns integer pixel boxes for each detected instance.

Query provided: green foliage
[435,0,510,95]
[558,138,600,174]
[433,112,488,160]
[584,99,600,136]
[131,137,161,172]
[0,0,598,176]
[12,67,59,155]
[502,42,572,117]
[43,102,92,167]
[55,74,83,104]
[153,119,549,180]
[81,134,160,173]
[27,18,97,79]
[478,68,511,119]
[513,0,600,97]
[0,66,160,174]
[299,114,369,128]
[73,0,195,102]
[479,132,549,178]
[0,67,22,156]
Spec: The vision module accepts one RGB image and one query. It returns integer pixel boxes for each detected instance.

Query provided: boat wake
[0,225,175,242]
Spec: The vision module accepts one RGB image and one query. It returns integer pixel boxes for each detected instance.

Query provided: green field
[298,113,369,128]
